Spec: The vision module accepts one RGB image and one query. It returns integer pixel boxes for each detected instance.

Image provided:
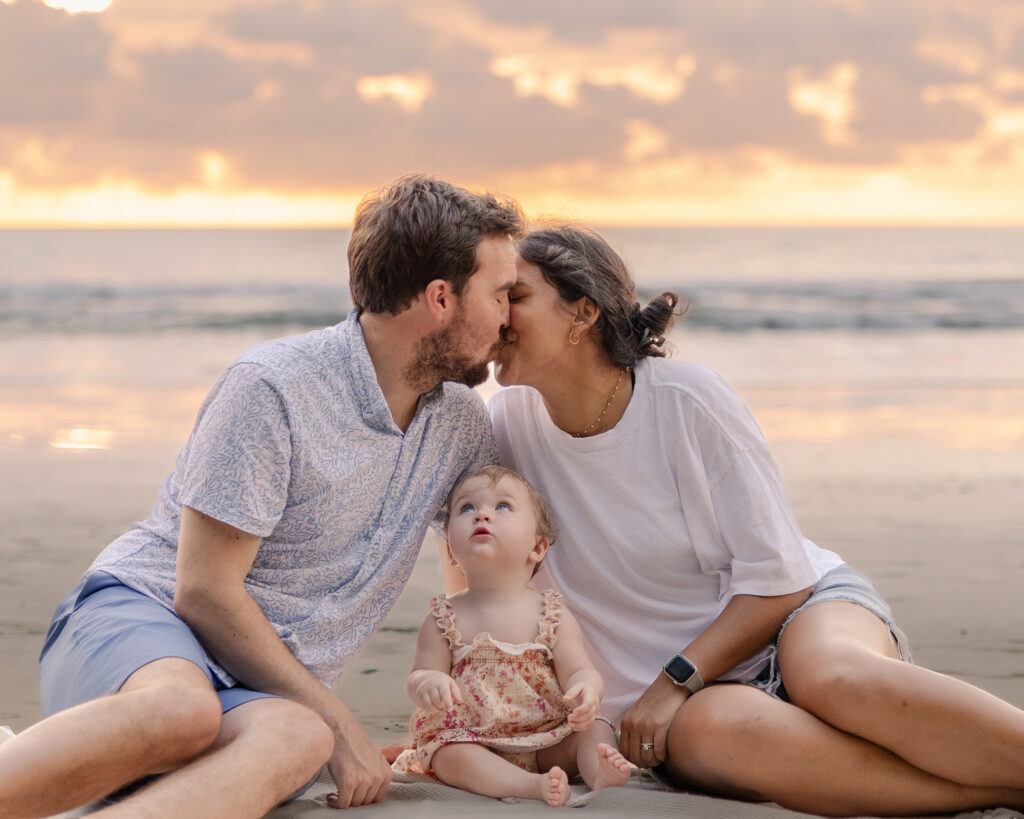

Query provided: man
[0,175,522,817]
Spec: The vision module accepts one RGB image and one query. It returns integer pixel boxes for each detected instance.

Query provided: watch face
[665,654,696,683]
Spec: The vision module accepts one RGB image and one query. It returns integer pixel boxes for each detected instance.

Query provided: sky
[2,0,1024,226]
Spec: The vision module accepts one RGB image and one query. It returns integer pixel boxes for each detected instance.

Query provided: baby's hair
[447,465,556,546]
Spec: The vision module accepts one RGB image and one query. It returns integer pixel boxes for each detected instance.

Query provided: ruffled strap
[536,589,562,651]
[430,595,464,651]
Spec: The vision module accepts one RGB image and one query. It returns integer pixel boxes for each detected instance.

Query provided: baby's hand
[411,671,464,712]
[563,682,599,732]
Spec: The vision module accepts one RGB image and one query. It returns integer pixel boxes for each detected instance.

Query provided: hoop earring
[568,329,580,345]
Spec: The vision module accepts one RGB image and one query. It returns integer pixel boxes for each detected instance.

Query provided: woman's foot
[592,743,631,790]
[538,766,570,806]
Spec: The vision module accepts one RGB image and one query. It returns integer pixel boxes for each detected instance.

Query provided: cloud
[1,0,1023,222]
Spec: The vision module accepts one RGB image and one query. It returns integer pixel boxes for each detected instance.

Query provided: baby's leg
[539,721,631,791]
[432,742,570,807]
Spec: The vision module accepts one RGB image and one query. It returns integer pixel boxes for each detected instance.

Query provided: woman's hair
[446,465,555,547]
[517,225,683,367]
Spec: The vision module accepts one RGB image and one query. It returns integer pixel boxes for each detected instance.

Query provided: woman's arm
[619,587,810,766]
[552,606,605,731]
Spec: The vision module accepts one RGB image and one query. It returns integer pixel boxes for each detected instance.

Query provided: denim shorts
[39,571,316,802]
[750,564,913,701]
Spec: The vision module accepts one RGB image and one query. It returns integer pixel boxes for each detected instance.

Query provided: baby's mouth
[472,526,491,537]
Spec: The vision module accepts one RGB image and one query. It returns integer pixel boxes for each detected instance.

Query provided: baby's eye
[495,502,511,511]
[459,503,475,514]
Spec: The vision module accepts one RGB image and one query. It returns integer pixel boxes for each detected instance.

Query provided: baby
[392,466,630,806]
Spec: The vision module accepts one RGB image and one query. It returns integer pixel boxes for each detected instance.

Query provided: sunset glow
[2,0,1023,226]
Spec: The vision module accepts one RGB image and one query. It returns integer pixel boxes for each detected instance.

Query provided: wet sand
[3,432,1022,738]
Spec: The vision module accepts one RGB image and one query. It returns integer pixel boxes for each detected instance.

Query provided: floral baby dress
[392,590,573,774]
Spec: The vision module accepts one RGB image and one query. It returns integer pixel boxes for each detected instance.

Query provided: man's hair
[348,174,524,315]
[446,465,555,546]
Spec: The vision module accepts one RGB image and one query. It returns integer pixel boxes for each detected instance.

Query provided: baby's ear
[445,540,459,566]
[528,536,549,564]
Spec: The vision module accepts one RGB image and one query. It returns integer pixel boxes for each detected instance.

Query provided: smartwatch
[662,653,704,694]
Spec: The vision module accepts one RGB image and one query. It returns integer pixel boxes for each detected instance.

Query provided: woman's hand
[618,673,688,768]
[563,681,600,731]
[409,670,464,712]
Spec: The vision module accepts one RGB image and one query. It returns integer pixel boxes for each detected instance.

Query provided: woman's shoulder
[639,357,742,409]
[638,358,764,449]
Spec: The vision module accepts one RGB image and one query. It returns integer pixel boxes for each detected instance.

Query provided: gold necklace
[573,367,628,437]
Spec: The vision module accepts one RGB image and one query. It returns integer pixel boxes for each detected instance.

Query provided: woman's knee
[782,649,899,718]
[662,686,777,800]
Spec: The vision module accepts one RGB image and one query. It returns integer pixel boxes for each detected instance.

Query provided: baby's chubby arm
[406,611,464,712]
[552,607,604,732]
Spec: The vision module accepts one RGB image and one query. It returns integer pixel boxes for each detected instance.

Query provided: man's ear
[528,536,550,565]
[423,279,454,322]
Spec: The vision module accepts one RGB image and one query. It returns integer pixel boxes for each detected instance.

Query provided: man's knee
[120,659,223,761]
[222,698,333,779]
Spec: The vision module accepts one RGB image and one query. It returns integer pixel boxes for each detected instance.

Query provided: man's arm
[173,506,392,809]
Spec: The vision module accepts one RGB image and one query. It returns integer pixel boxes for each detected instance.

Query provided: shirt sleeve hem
[180,497,278,539]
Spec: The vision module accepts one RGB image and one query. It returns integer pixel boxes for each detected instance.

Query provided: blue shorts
[39,571,277,716]
[39,571,317,802]
[751,564,913,701]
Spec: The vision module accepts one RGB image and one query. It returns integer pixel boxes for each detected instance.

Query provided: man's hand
[325,719,393,809]
[563,681,599,732]
[618,673,688,768]
[409,669,464,712]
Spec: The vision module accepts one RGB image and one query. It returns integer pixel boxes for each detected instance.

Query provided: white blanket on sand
[264,769,1022,819]
[18,744,1021,819]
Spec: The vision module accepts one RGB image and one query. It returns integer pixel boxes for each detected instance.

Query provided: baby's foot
[538,766,570,807]
[592,743,631,790]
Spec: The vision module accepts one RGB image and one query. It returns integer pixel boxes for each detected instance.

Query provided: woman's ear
[568,296,600,335]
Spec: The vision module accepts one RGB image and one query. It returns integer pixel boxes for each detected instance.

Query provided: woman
[480,224,1024,816]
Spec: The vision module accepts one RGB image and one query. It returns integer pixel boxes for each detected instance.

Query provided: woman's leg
[431,742,570,806]
[662,684,1024,817]
[779,600,1024,789]
[537,722,630,791]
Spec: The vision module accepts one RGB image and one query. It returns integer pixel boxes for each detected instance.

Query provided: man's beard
[403,322,501,392]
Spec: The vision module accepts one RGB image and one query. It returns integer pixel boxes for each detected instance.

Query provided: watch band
[662,653,704,694]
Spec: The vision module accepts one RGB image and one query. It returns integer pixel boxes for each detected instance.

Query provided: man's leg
[0,658,222,819]
[98,696,333,819]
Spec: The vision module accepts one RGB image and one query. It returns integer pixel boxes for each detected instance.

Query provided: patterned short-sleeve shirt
[89,311,497,688]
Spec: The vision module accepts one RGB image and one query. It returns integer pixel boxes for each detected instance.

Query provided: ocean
[1,227,1023,454]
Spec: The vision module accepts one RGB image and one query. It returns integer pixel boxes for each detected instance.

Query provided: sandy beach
[2,381,1023,817]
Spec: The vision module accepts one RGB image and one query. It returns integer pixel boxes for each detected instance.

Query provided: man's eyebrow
[498,280,515,292]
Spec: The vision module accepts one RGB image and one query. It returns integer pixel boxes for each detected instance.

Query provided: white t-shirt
[489,357,843,723]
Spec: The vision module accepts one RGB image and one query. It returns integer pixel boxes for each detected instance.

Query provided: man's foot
[538,766,570,806]
[592,743,631,790]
